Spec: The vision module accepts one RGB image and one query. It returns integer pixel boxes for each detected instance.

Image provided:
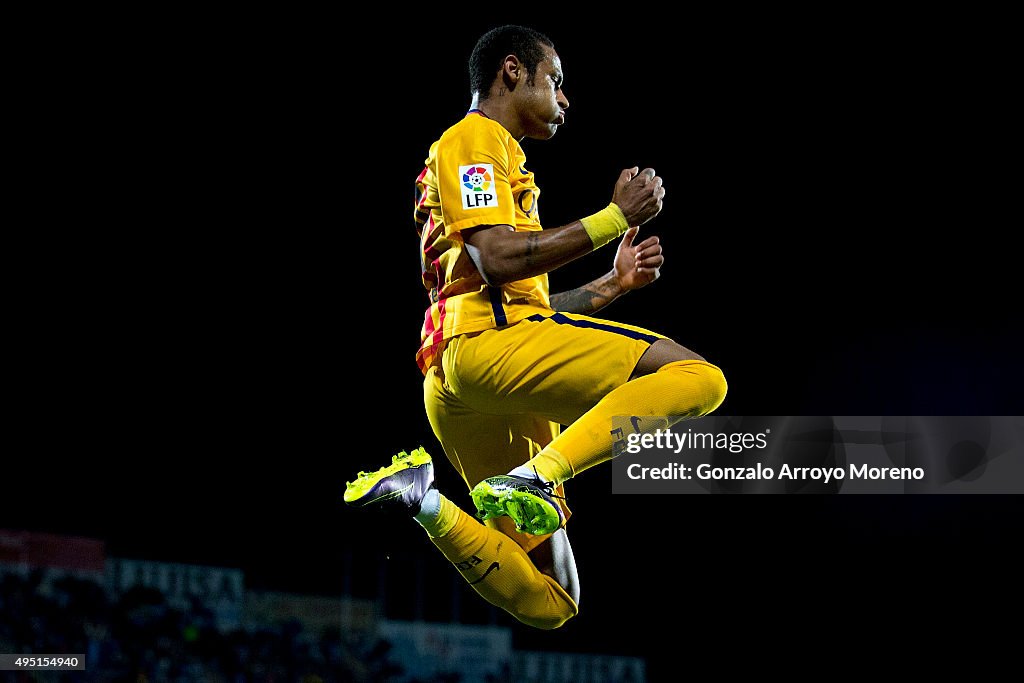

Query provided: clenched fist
[611,167,665,227]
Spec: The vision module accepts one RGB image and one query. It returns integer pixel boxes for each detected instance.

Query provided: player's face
[520,46,569,140]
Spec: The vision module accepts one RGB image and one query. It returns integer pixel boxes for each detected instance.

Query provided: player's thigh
[631,338,706,379]
[424,364,559,487]
[425,365,564,553]
[446,313,664,424]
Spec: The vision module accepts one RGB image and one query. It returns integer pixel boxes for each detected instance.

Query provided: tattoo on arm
[550,276,620,314]
[552,286,622,315]
[551,286,604,314]
[524,233,540,269]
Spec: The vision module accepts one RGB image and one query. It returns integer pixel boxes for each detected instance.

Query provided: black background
[8,8,1021,679]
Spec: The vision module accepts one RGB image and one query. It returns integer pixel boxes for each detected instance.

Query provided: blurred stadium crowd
[0,569,420,682]
[0,529,643,682]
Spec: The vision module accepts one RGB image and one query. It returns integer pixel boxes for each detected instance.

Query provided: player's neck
[468,94,524,140]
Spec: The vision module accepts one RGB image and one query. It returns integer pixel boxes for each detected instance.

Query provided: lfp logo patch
[459,164,497,210]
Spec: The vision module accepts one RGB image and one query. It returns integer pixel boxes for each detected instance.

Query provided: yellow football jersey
[414,110,552,373]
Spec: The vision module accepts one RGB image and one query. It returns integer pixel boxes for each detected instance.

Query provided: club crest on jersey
[459,164,497,210]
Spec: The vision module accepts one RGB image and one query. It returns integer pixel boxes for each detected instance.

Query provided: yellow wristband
[580,202,629,249]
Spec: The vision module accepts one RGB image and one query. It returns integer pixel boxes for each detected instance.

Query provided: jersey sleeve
[436,123,516,235]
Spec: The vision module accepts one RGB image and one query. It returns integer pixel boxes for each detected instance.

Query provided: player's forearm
[469,222,595,287]
[550,271,623,314]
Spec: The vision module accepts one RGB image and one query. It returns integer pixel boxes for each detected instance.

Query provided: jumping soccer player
[345,25,727,629]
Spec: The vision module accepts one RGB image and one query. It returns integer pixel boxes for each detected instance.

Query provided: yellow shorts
[423,311,666,551]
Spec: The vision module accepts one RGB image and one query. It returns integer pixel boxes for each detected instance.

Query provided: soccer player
[345,25,727,629]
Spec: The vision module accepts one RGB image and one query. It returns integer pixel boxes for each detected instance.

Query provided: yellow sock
[427,496,578,630]
[527,359,727,486]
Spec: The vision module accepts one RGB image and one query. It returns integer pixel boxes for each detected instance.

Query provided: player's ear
[501,55,521,90]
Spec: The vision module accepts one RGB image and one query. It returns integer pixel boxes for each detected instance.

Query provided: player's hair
[469,25,554,99]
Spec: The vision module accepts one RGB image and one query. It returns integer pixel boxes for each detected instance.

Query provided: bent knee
[518,599,578,630]
[513,578,579,630]
[664,359,728,416]
[696,362,728,414]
